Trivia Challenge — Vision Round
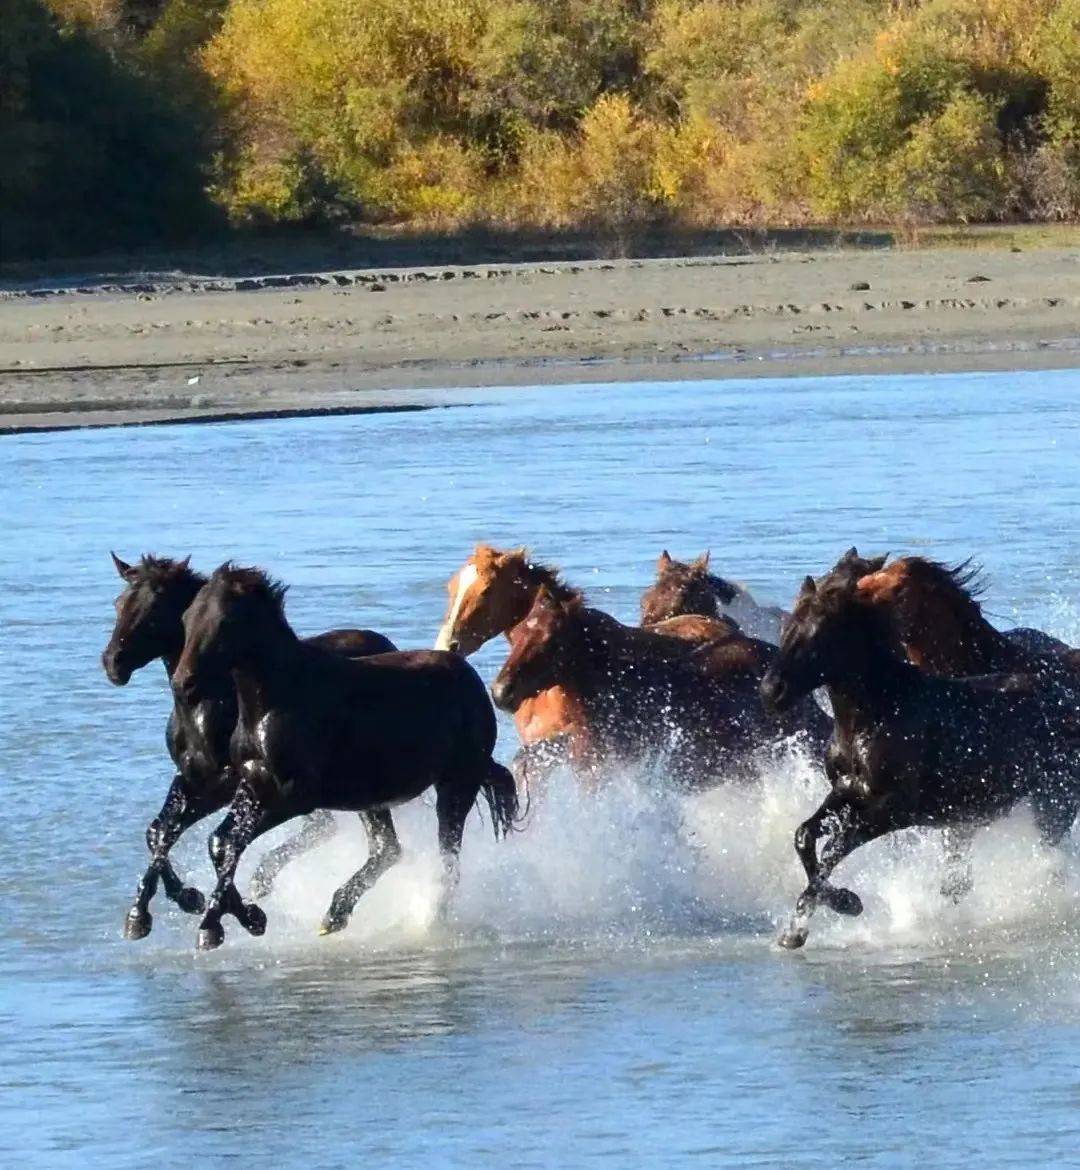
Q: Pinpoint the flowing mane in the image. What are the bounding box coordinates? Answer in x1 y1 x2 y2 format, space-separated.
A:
131 554 206 592
904 557 987 620
497 546 584 606
210 563 290 616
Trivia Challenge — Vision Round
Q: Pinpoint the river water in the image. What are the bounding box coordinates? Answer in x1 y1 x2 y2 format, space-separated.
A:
2 370 1080 1168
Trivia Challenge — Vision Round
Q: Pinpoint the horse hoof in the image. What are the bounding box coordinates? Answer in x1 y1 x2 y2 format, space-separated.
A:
124 907 152 940
241 904 267 937
826 887 863 917
197 924 225 951
318 914 347 937
778 926 808 950
248 872 272 901
175 887 206 915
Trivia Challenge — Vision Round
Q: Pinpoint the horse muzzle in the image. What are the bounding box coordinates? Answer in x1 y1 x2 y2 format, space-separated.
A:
759 669 793 713
102 647 132 686
434 626 460 654
490 676 517 712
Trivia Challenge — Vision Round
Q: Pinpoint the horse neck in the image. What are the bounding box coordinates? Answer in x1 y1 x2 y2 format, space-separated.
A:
823 612 916 718
157 578 207 679
231 612 302 721
904 588 1017 674
578 608 670 696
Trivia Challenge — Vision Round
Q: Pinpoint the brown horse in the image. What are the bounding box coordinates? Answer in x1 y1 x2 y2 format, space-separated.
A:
640 550 789 643
761 556 1080 949
435 545 745 782
172 564 518 950
855 555 1076 675
490 588 830 786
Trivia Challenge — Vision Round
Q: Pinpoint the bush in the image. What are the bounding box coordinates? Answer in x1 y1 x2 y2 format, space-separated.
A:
1 0 218 258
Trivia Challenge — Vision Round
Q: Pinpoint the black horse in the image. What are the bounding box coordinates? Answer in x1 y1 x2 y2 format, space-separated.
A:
102 553 395 939
171 564 519 950
760 558 1080 949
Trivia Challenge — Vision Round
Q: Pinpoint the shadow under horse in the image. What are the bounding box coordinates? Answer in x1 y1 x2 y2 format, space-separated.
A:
760 557 1080 950
172 564 519 950
102 553 395 939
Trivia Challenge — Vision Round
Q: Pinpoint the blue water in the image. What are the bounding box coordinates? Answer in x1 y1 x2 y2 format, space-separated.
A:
3 370 1080 1168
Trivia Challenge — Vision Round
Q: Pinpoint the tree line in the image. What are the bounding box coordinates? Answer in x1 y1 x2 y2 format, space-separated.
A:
4 0 1080 259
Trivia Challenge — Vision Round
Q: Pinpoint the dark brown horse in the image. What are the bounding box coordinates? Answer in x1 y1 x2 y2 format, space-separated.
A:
172 564 518 950
855 555 1076 675
102 553 395 939
641 550 791 645
760 558 1080 950
490 588 830 786
640 550 739 625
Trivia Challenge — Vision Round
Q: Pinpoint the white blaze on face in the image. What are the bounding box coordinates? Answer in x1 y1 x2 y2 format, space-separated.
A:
434 561 479 651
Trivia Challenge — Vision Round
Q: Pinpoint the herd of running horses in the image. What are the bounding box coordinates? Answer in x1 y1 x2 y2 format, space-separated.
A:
102 544 1080 951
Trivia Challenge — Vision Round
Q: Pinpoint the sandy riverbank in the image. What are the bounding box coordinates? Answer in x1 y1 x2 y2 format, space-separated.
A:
3 245 1080 432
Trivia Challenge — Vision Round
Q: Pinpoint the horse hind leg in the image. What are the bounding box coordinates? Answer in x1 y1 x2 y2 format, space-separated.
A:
319 810 402 936
1032 793 1077 849
940 824 975 904
248 808 337 900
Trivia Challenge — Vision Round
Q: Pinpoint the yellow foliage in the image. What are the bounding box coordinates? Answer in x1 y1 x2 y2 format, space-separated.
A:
26 0 1080 246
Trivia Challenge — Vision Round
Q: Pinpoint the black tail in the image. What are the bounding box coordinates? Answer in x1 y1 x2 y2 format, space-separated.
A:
480 761 521 840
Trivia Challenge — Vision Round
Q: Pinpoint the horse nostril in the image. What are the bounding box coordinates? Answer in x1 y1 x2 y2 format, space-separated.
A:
448 638 460 654
490 678 512 710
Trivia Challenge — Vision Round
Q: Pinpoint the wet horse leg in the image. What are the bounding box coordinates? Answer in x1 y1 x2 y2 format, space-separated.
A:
248 808 338 900
779 792 883 950
319 810 402 935
196 784 289 951
124 773 223 940
434 786 475 921
940 824 975 903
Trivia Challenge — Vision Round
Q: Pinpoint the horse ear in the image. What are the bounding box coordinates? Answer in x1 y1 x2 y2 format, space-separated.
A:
111 551 136 580
867 554 888 572
178 555 192 572
693 551 711 571
842 546 859 563
532 584 557 612
658 550 673 571
800 575 817 596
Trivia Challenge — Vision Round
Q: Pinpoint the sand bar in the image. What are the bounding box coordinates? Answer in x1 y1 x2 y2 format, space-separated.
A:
3 246 1080 432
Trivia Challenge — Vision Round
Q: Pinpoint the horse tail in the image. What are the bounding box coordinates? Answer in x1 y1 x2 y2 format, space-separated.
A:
480 761 522 840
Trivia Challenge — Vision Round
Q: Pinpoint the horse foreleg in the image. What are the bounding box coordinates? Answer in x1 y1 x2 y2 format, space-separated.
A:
249 808 338 900
124 774 223 940
780 794 877 950
319 810 401 935
940 824 976 903
196 785 286 951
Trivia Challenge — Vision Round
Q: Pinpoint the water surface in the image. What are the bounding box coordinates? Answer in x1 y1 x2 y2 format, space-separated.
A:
2 370 1080 1168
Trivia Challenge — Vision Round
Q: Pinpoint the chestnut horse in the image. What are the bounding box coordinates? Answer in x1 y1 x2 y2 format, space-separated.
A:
173 565 518 950
855 555 1076 676
102 553 396 939
435 545 745 783
761 557 1080 949
491 588 831 786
